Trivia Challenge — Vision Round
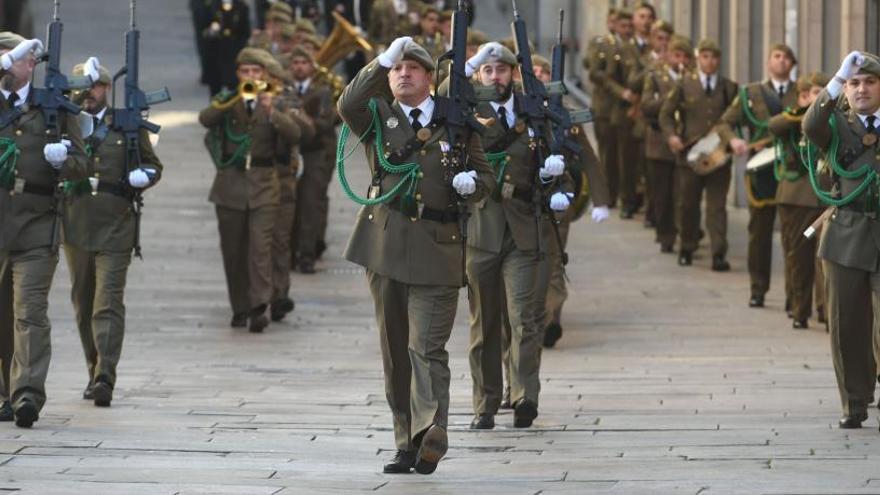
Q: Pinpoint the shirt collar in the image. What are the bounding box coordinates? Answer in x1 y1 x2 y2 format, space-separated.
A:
857 109 880 127
698 70 716 86
1 83 30 107
90 107 108 122
489 94 516 126
398 95 434 127
770 78 790 93
667 67 681 81
295 78 311 93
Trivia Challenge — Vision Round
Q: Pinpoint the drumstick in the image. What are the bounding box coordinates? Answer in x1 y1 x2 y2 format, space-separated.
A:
804 207 834 239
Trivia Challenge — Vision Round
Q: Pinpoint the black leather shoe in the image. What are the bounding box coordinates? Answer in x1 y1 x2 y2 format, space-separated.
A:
660 243 674 253
792 319 808 330
678 250 692 266
839 412 868 429
543 322 562 348
92 380 113 407
711 255 730 272
500 388 512 410
270 297 295 322
382 449 416 474
749 295 764 308
83 382 94 400
414 425 448 475
298 260 316 274
514 399 538 428
230 312 248 328
0 401 12 422
14 401 38 428
469 414 495 430
249 306 269 333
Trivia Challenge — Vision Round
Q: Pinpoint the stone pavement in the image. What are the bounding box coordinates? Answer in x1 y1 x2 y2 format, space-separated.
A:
1 2 879 494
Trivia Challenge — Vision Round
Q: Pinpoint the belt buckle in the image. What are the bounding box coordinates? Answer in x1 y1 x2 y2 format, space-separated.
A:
89 177 99 195
367 185 380 200
501 182 515 199
13 177 24 195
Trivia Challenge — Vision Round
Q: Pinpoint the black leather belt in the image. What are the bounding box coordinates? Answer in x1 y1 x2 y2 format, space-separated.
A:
388 200 460 223
1 180 56 196
250 157 275 167
96 181 132 199
511 185 533 203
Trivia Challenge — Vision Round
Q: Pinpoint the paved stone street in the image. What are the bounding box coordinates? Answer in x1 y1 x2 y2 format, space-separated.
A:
1 2 879 494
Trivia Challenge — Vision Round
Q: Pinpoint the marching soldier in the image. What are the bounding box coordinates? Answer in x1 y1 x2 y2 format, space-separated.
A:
61 59 163 407
464 43 570 430
199 48 300 333
660 39 737 271
337 37 493 473
585 8 619 208
289 47 337 274
639 35 689 253
627 2 656 224
803 51 880 429
768 72 830 329
0 33 89 427
716 44 798 308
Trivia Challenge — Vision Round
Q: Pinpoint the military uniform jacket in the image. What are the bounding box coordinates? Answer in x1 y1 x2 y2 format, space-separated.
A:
716 80 797 147
640 63 679 162
275 91 314 202
0 90 88 251
660 70 738 167
585 34 616 121
298 79 337 154
199 98 299 211
768 109 826 207
337 58 494 287
804 88 880 271
590 36 639 126
62 113 164 252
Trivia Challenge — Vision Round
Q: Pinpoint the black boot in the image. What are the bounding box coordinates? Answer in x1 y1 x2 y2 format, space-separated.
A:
270 297 295 322
513 399 538 428
382 449 416 474
249 305 269 333
14 400 38 428
678 250 692 266
0 401 12 422
711 254 730 272
543 322 562 348
230 312 248 328
749 294 764 308
469 414 495 430
414 425 448 475
92 379 113 407
83 381 95 400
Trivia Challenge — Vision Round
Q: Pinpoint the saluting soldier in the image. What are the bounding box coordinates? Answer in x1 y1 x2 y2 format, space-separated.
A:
61 59 163 408
716 44 798 308
803 51 880 429
768 72 830 330
0 33 88 427
337 37 493 474
199 48 300 333
585 8 619 207
660 39 737 271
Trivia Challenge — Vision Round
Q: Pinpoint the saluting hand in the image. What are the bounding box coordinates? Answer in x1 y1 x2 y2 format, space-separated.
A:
837 51 865 82
466 42 504 76
1 38 43 70
378 36 413 67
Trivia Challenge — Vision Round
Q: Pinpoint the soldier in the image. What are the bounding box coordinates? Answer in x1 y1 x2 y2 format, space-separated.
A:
248 7 291 54
199 48 300 333
717 43 797 308
200 0 251 97
803 51 880 429
640 35 689 253
631 2 655 55
0 33 89 427
61 58 163 408
768 72 830 329
289 47 337 274
628 2 656 223
464 43 571 431
585 8 619 207
413 5 445 61
337 37 493 473
660 39 737 271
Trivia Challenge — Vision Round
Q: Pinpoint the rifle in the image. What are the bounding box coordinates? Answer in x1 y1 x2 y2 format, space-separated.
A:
111 0 172 259
434 0 484 287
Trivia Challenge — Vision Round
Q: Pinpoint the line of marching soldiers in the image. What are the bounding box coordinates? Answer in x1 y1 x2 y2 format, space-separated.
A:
590 5 880 432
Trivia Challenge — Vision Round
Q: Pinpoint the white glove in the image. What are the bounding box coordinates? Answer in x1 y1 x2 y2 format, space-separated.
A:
540 154 565 179
549 192 572 211
378 36 413 68
591 205 609 223
84 56 101 84
1 38 43 70
452 170 477 196
128 168 152 188
43 142 68 169
828 51 866 98
465 42 504 77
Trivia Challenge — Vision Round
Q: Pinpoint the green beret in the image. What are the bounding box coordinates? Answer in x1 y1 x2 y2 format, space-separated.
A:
769 43 797 65
402 41 435 71
72 61 111 85
696 38 721 56
531 54 550 73
266 10 292 24
0 31 26 51
268 1 293 17
467 29 488 47
236 47 271 67
481 42 517 67
651 19 674 35
668 36 692 55
294 18 317 34
857 52 880 77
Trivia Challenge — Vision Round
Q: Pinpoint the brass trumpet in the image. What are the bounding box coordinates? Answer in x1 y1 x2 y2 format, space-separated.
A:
210 79 279 110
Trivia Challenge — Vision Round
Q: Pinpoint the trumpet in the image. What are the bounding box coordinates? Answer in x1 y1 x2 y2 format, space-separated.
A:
210 79 279 110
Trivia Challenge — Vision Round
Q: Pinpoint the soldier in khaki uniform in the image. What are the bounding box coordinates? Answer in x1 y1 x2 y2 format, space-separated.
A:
0 33 89 427
337 38 493 474
717 44 798 308
768 72 830 329
61 59 163 408
803 51 880 429
199 48 300 333
368 0 419 50
627 2 657 225
584 8 619 207
289 47 337 274
247 8 290 54
661 39 737 271
640 36 690 252
412 5 445 62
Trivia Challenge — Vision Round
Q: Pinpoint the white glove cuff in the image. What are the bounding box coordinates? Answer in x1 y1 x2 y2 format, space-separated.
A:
377 53 394 69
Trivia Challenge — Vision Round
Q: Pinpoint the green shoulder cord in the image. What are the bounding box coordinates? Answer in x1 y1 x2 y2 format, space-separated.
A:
736 86 770 142
802 113 878 207
486 151 508 198
0 137 19 188
337 98 422 206
773 129 805 182
208 114 252 169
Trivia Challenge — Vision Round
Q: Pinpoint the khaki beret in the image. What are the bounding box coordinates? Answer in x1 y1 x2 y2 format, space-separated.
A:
72 61 111 85
294 18 317 34
440 10 453 22
301 34 323 51
467 29 488 47
696 38 721 56
0 31 26 51
268 1 293 17
236 47 271 67
857 52 880 77
481 42 517 67
402 41 435 71
266 10 292 24
616 9 633 20
265 56 290 82
287 46 314 64
796 71 830 92
531 54 551 74
668 36 693 55
769 43 797 65
421 5 441 17
633 1 656 17
280 23 297 40
651 19 673 35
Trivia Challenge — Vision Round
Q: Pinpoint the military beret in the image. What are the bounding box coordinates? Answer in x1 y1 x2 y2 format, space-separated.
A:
668 35 693 55
857 52 880 77
266 10 292 24
280 23 297 40
268 1 293 17
294 18 317 34
72 61 111 85
633 1 656 17
467 29 488 47
0 31 26 51
769 43 797 65
236 47 271 67
796 71 830 92
531 54 551 74
265 56 290 83
421 5 441 17
440 10 453 22
651 19 674 35
481 42 517 67
616 9 633 20
607 7 619 18
287 46 314 64
696 38 721 56
402 41 435 71
301 34 323 51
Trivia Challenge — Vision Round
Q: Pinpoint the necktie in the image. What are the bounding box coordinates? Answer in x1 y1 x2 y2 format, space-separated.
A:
93 116 100 129
7 92 18 108
777 84 785 100
409 108 422 130
498 106 510 131
704 78 712 96
867 116 878 134
298 83 305 96
246 99 254 116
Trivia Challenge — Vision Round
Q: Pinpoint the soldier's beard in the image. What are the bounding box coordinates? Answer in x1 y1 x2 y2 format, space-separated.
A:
494 81 513 102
